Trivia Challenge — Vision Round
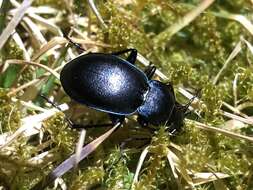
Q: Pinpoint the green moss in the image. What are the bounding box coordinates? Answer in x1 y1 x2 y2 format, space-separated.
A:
0 89 21 132
0 39 24 88
69 166 104 190
175 123 253 189
200 82 224 123
33 0 67 9
134 127 170 189
101 0 151 53
0 91 43 189
102 148 132 189
1 39 23 60
236 68 253 102
1 0 253 189
0 0 11 34
73 1 89 16
44 113 78 157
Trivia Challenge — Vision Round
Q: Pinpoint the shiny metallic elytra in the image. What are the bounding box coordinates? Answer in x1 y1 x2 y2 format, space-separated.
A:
60 49 189 133
60 53 149 115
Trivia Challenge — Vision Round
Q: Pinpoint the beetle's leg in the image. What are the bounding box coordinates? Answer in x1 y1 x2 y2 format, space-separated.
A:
126 49 137 64
73 114 126 129
137 115 149 128
120 137 151 150
40 94 120 129
144 65 156 80
167 127 178 135
72 114 125 129
166 82 175 97
112 48 137 65
111 48 136 56
109 114 125 125
63 33 86 52
40 94 74 126
70 123 114 129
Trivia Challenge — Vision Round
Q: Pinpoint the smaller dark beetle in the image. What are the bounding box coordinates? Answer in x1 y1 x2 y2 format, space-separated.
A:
60 48 190 133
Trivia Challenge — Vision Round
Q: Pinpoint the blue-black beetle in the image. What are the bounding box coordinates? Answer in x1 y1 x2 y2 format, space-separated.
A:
60 48 190 133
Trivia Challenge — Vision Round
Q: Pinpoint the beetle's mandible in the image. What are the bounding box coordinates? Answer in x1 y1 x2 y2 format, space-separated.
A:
60 48 189 133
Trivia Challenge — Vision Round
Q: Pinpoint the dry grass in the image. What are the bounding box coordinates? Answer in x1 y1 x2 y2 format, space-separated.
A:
0 0 253 189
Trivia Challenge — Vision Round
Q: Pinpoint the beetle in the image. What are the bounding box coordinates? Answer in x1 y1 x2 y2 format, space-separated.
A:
60 48 191 134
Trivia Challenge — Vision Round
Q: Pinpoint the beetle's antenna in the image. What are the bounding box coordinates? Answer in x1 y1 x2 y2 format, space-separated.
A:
63 32 86 52
40 94 74 126
183 89 201 113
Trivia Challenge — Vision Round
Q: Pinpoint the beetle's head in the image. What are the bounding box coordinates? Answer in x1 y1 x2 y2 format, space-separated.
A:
167 102 187 134
168 92 199 134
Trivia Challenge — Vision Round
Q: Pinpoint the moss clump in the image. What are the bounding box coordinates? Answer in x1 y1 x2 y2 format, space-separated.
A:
103 148 133 190
174 122 253 189
134 127 171 189
1 0 253 189
69 166 104 190
101 1 149 53
200 82 224 123
0 89 21 132
33 0 67 9
0 39 23 61
0 39 26 88
43 113 78 157
236 68 253 102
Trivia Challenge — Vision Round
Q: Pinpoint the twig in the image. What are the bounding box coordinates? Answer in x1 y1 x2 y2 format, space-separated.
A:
212 11 253 37
11 97 48 112
87 0 108 29
0 0 34 49
132 146 149 186
213 40 242 85
74 129 86 168
6 59 60 79
31 37 67 61
0 104 68 148
12 31 30 61
7 78 40 96
221 111 253 125
7 65 63 96
233 74 239 107
236 102 253 111
189 119 253 143
154 0 215 45
222 102 248 118
30 123 120 190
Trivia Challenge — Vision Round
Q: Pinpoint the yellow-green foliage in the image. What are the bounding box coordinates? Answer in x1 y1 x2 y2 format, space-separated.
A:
0 90 44 189
43 113 78 157
134 127 170 189
0 39 30 88
1 0 253 189
33 0 66 9
175 122 253 189
102 148 132 189
0 89 21 132
1 39 24 60
69 166 104 190
102 1 149 52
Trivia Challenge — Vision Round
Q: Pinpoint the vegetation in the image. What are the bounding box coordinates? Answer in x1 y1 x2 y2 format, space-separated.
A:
0 0 253 189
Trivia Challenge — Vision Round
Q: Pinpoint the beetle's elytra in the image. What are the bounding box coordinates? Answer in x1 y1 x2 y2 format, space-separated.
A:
60 49 189 133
